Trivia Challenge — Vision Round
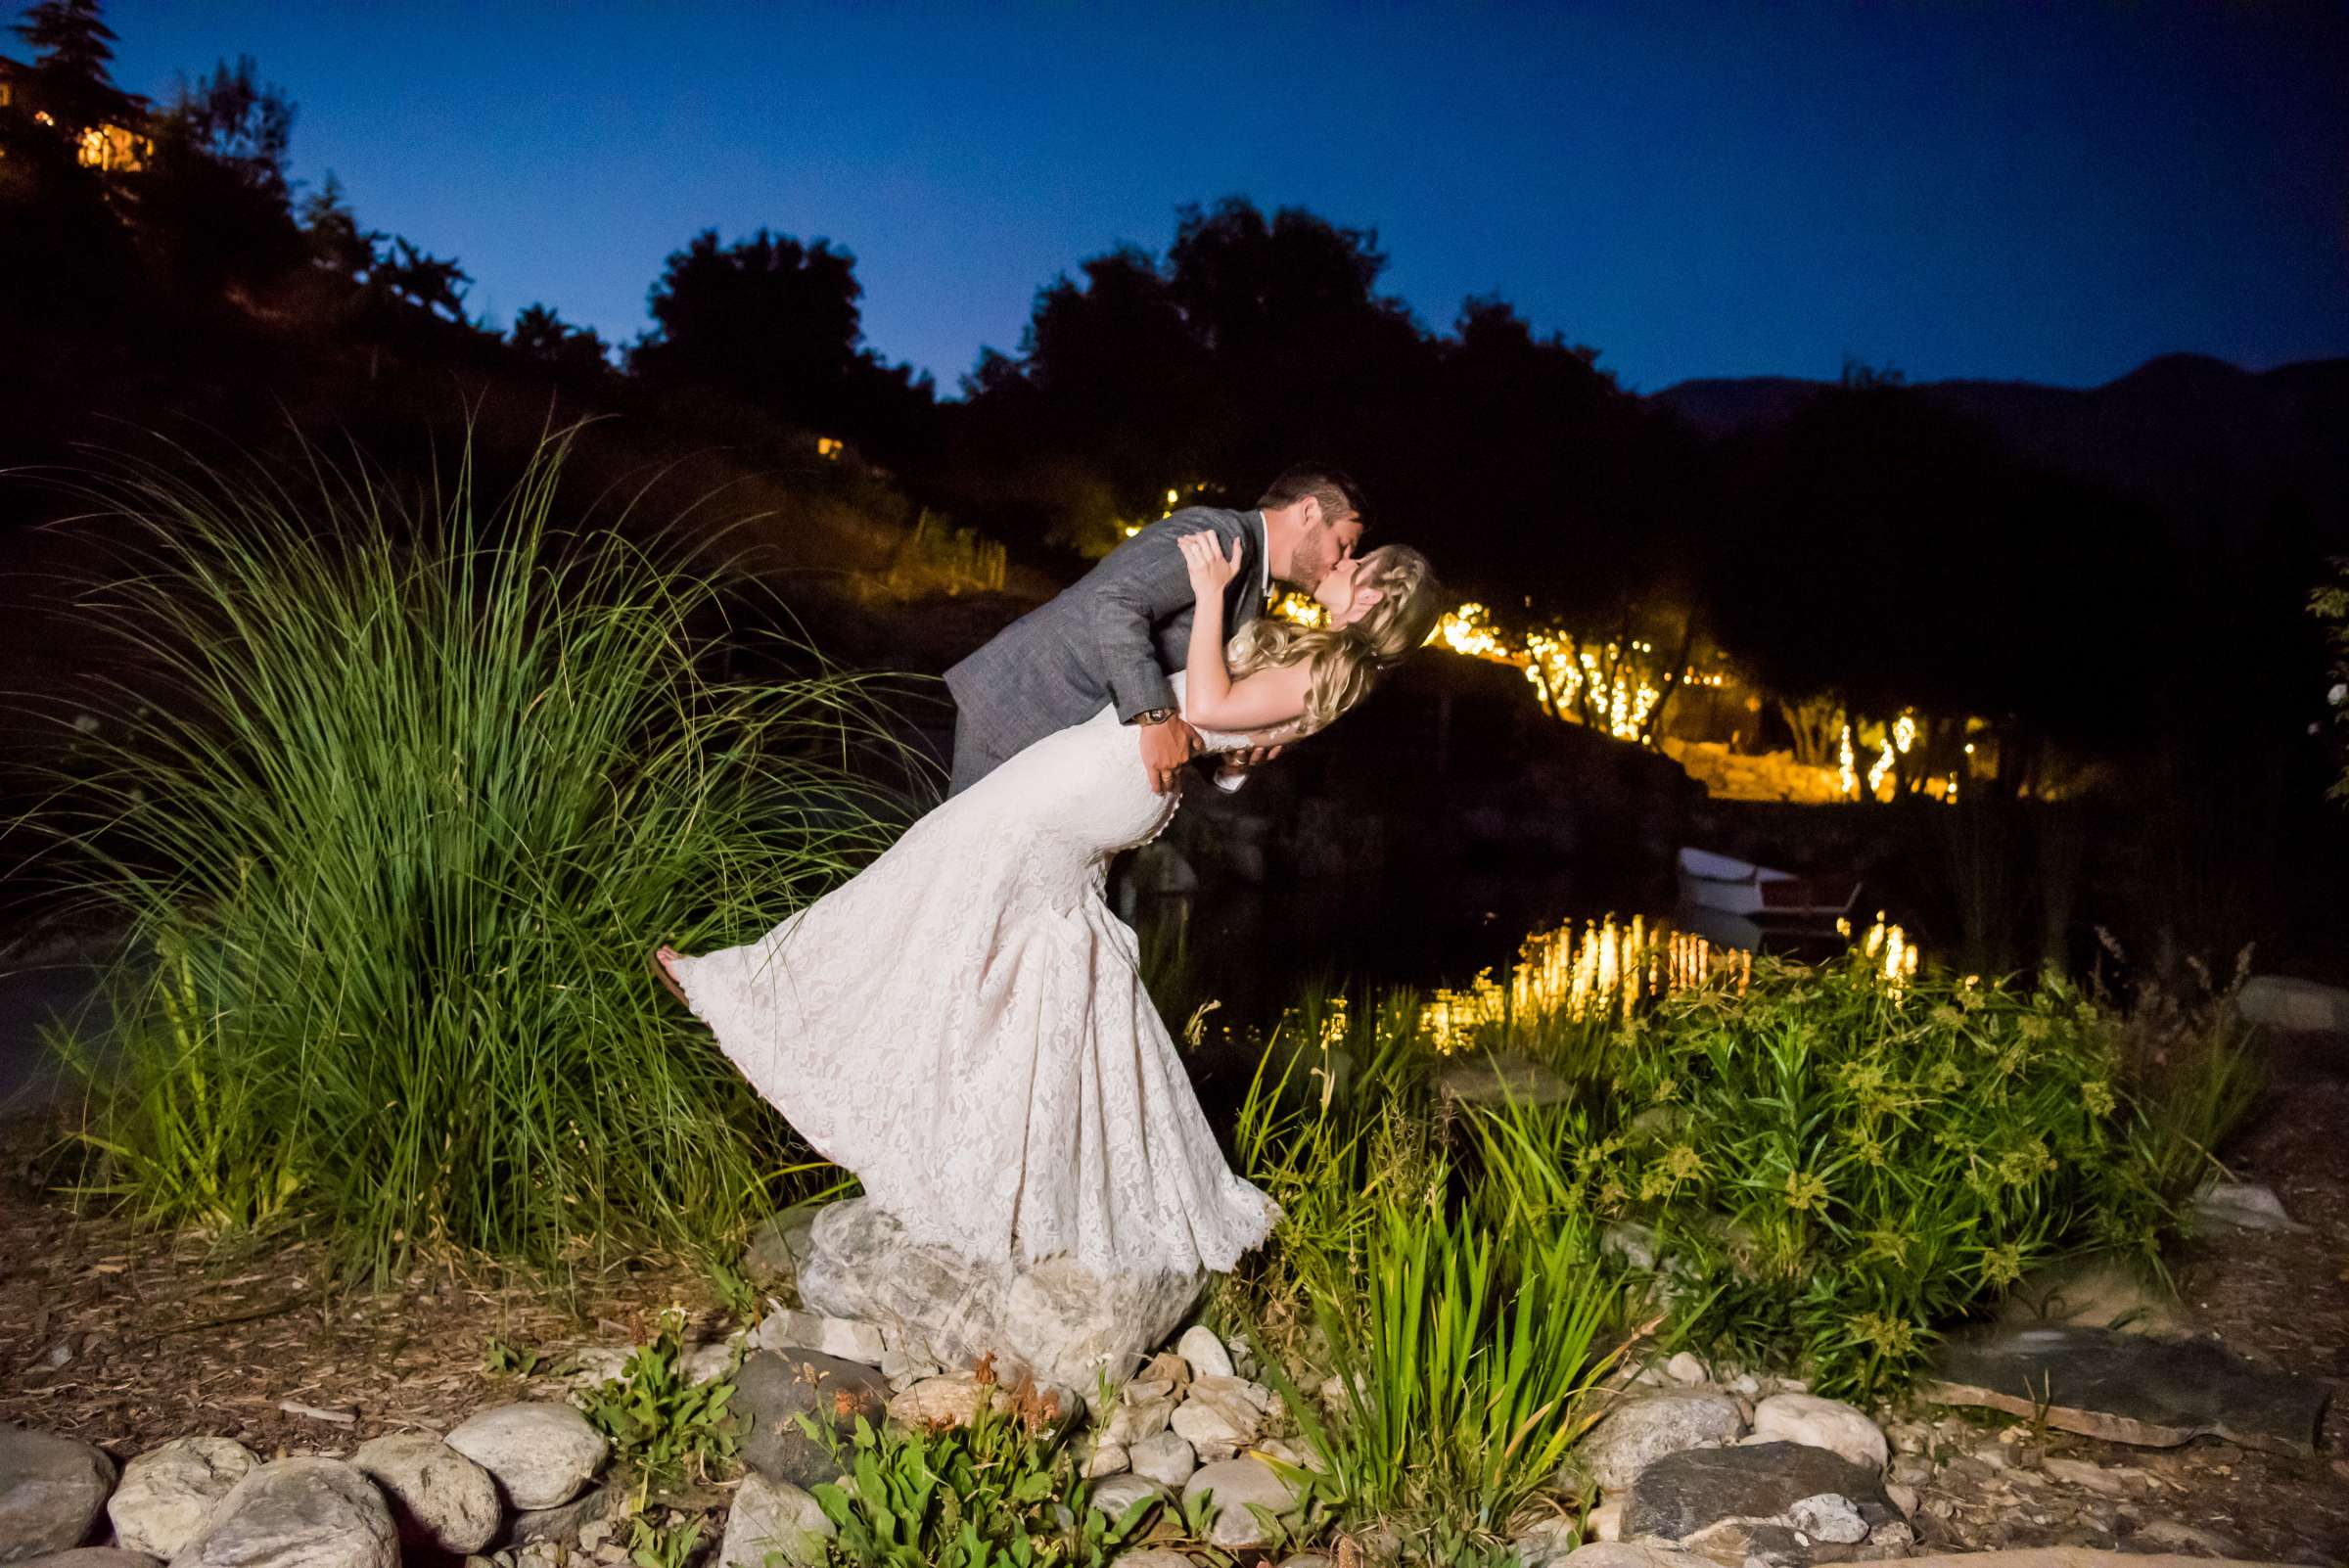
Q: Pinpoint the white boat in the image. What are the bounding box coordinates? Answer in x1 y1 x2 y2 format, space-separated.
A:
1676 847 1861 920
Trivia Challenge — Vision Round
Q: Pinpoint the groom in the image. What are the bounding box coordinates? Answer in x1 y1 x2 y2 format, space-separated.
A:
944 465 1366 797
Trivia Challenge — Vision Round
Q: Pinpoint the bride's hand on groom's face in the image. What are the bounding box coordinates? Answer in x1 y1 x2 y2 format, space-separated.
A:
1177 530 1244 597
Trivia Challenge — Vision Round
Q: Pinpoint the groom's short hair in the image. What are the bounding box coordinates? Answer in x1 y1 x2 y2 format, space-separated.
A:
1257 465 1367 529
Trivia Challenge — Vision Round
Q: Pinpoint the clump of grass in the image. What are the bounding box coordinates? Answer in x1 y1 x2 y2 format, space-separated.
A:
36 424 928 1279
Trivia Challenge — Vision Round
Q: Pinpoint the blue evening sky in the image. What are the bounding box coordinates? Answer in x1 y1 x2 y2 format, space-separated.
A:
87 1 2349 394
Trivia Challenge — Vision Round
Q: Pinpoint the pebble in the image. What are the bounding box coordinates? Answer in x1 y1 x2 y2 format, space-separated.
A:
1175 1324 1235 1380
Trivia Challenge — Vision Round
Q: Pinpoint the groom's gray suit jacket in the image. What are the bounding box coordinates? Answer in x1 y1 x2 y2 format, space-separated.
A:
944 506 1267 793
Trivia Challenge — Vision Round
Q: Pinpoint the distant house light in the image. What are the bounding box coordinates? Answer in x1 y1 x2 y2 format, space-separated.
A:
815 437 843 459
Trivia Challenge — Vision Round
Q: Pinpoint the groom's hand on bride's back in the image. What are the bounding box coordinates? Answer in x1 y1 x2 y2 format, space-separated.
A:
1138 715 1202 795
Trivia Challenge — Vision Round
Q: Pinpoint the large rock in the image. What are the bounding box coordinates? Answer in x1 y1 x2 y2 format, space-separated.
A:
1746 1394 1887 1473
1925 1323 2331 1456
2235 973 2349 1032
444 1401 608 1510
1179 1456 1308 1550
164 1457 397 1568
717 1473 833 1568
16 1552 162 1568
107 1438 254 1559
0 1427 116 1561
741 1202 825 1283
348 1432 500 1554
1550 1546 1712 1568
1622 1442 1896 1546
1575 1389 1746 1491
752 1308 890 1365
737 1348 891 1488
796 1199 1202 1388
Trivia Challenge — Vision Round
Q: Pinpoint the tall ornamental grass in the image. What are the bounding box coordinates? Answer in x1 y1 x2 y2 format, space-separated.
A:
39 429 927 1278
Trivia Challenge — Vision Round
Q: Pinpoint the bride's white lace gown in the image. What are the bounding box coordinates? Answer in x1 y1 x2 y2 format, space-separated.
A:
669 673 1285 1279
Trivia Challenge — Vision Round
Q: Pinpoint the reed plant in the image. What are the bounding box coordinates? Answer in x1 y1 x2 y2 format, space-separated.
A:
36 427 928 1279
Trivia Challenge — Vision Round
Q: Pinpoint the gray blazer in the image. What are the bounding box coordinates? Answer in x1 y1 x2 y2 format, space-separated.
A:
944 506 1267 776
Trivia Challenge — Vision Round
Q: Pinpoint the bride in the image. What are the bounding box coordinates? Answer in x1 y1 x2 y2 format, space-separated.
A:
655 529 1440 1279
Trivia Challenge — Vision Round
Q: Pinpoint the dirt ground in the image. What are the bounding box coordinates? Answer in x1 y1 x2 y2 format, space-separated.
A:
0 1122 739 1462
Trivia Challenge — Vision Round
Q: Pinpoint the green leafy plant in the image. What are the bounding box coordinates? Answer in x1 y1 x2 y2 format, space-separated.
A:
37 426 929 1279
581 1307 742 1484
482 1333 548 1380
802 1385 1153 1568
624 1510 707 1568
1267 1152 1626 1549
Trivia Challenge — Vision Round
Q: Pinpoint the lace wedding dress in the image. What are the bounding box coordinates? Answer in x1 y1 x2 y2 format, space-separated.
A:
669 673 1287 1279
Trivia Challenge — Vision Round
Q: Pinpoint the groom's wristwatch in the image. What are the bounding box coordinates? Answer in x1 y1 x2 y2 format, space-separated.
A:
1128 707 1178 726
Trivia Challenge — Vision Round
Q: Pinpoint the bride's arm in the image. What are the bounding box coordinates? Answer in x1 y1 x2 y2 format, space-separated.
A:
1175 532 1313 731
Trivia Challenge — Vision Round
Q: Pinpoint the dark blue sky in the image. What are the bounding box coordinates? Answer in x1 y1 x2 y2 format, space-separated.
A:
93 2 2349 394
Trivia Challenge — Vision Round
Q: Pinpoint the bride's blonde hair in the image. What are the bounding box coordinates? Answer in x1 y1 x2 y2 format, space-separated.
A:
1227 545 1442 734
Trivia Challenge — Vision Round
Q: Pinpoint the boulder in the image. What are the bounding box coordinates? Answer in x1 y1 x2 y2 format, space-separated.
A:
753 1308 891 1365
16 1552 161 1568
2191 1180 2309 1234
1622 1442 1897 1546
1746 1393 1888 1472
444 1402 608 1510
1179 1456 1308 1550
2235 973 2349 1033
107 1438 254 1559
1127 1431 1197 1489
348 1431 500 1554
1575 1389 1746 1491
0 1427 116 1561
163 1457 396 1568
717 1472 833 1568
741 1203 825 1283
737 1349 891 1488
797 1199 1202 1389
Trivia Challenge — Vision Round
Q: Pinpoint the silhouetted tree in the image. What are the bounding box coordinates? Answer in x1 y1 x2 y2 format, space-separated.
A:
509 302 612 382
132 56 304 300
7 0 145 146
376 236 470 322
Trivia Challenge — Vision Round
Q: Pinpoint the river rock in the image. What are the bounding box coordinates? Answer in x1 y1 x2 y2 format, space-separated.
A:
2235 973 2349 1033
1087 1473 1170 1525
753 1308 891 1365
1784 1492 1867 1544
1128 1430 1197 1488
17 1552 161 1568
1109 1552 1203 1568
1101 1394 1175 1449
1174 1375 1277 1462
444 1402 608 1510
1576 1389 1746 1491
1747 1393 1887 1472
1623 1443 1896 1546
2191 1179 2308 1234
1175 1325 1234 1380
107 1438 255 1558
1180 1456 1307 1549
0 1427 116 1561
717 1472 833 1568
738 1348 891 1487
1083 1440 1129 1478
1663 1353 1708 1385
348 1431 500 1554
507 1481 621 1545
164 1457 396 1568
1552 1546 1712 1568
797 1199 1201 1389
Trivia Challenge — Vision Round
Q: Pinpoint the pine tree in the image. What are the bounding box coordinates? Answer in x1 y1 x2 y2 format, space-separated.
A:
10 0 146 139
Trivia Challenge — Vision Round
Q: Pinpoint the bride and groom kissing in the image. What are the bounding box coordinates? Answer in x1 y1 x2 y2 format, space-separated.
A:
654 466 1439 1286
